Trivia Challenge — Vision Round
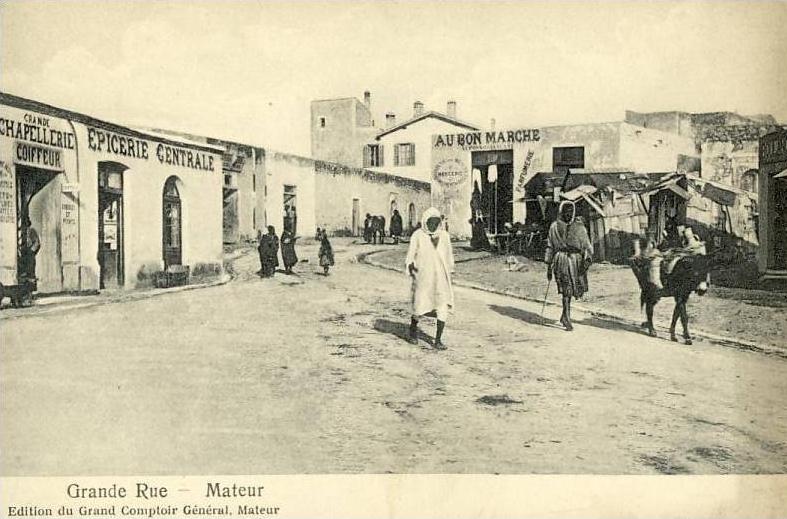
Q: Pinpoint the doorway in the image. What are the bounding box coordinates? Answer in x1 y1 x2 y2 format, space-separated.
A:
283 184 297 235
471 150 514 235
16 164 61 291
352 198 360 236
98 163 125 289
163 176 182 267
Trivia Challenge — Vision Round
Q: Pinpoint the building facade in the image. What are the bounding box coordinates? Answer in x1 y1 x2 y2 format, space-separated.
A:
430 121 698 238
0 93 225 297
758 130 787 280
310 92 378 167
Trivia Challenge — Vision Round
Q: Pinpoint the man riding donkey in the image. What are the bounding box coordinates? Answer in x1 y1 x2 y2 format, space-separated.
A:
631 223 711 344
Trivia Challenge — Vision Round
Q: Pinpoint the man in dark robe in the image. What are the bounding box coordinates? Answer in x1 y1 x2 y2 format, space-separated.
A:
363 214 373 243
19 215 40 290
390 209 403 244
258 226 279 278
281 230 299 274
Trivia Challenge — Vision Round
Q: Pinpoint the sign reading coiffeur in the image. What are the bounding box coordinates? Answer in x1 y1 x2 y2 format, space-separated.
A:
87 127 217 172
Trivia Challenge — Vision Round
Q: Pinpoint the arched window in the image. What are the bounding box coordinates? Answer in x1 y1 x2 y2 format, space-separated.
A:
740 169 758 193
408 203 416 230
163 176 182 267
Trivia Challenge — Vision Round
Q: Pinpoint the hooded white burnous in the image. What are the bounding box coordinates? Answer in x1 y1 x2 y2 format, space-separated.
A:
405 207 455 320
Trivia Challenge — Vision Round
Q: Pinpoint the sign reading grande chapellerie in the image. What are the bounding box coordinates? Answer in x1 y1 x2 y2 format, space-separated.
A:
87 127 217 172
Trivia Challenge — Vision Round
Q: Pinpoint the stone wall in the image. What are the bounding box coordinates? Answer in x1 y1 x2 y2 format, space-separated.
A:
313 161 431 236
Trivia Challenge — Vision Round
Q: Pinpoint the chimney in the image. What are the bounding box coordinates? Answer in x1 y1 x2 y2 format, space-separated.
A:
490 118 496 131
363 91 371 108
385 112 397 128
413 101 424 117
447 100 457 119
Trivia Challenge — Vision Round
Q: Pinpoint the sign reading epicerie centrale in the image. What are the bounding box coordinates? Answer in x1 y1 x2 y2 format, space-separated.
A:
87 127 216 172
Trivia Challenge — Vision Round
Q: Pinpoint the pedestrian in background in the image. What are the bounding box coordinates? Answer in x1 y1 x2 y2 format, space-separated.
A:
405 207 455 350
390 209 403 244
258 225 279 278
545 201 593 331
318 229 335 275
19 215 40 290
363 214 373 243
281 229 299 274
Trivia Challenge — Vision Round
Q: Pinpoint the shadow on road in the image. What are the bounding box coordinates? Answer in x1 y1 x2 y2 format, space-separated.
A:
489 304 557 327
374 318 434 346
489 303 651 338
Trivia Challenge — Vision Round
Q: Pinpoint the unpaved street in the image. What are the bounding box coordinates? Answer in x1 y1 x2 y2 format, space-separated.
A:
2 242 786 475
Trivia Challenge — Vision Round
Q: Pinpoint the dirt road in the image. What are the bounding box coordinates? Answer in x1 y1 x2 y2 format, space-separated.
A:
2 242 785 475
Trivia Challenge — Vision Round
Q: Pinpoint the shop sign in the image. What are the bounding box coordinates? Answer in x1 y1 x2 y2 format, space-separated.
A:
0 161 16 281
61 192 79 263
15 142 63 171
0 112 76 150
433 128 541 151
433 158 468 185
87 127 217 172
761 132 787 165
515 149 535 193
0 160 15 224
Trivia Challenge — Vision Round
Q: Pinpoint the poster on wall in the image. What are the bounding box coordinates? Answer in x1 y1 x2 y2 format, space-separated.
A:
0 160 17 284
60 190 79 264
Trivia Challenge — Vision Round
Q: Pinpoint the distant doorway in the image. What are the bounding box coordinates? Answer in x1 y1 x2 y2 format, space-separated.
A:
352 198 360 236
283 185 297 234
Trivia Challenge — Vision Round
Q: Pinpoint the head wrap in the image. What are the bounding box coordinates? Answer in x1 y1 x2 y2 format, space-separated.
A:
421 207 443 236
558 200 576 224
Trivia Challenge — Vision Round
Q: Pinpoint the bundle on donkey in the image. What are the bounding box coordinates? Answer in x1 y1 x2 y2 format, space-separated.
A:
629 229 712 345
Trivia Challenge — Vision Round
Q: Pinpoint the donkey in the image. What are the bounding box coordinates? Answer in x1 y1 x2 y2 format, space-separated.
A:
630 254 712 345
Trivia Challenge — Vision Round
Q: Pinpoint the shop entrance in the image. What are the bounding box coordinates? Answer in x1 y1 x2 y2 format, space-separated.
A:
16 164 61 292
771 177 787 269
98 162 125 289
163 176 182 267
471 150 514 235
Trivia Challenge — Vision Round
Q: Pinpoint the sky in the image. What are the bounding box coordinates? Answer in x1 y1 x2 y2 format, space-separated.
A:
1 0 785 155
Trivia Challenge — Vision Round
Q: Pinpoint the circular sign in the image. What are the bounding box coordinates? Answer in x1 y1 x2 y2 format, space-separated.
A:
433 158 468 185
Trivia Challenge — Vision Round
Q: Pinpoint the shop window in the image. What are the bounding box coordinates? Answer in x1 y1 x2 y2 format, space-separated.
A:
394 143 415 166
363 144 383 167
163 176 182 267
553 146 584 175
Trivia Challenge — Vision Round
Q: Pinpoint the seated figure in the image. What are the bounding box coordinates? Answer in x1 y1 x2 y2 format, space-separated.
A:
637 227 706 290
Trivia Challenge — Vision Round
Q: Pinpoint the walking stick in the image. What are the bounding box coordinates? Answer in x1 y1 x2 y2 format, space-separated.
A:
541 276 551 324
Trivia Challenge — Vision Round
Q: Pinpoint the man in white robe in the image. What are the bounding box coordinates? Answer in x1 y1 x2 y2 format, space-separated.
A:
405 207 455 349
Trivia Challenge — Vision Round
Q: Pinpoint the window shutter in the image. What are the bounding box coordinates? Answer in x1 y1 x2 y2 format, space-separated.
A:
410 144 416 166
379 145 384 167
394 144 400 166
363 145 370 167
